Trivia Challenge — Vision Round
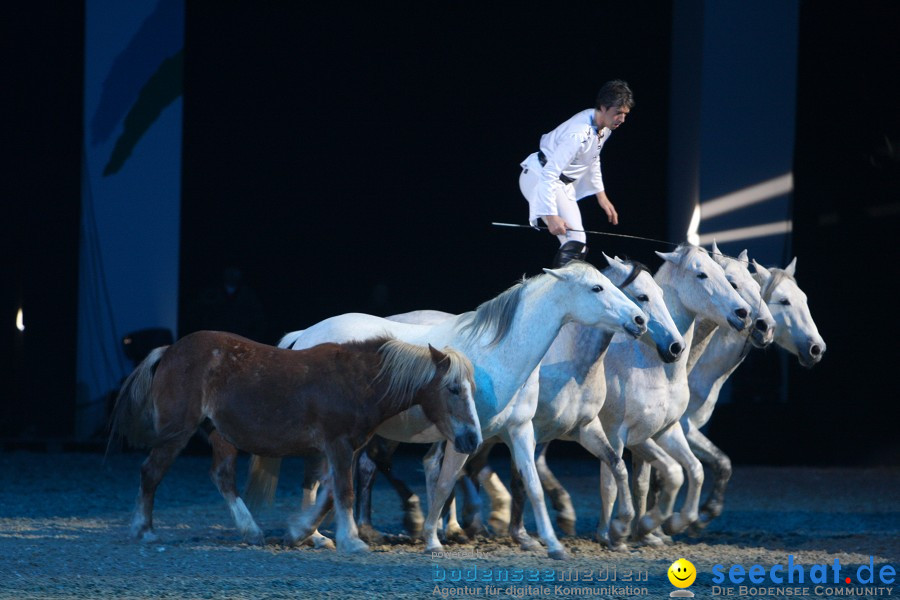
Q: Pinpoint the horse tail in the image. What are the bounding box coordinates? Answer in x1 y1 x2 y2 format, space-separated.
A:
106 346 169 455
277 329 305 349
244 456 282 510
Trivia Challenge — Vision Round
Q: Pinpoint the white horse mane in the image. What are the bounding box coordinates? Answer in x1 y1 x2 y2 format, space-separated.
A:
375 339 474 409
456 261 598 347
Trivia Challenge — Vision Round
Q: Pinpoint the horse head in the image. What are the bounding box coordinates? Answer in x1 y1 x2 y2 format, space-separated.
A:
603 253 684 363
656 244 751 333
543 260 648 340
710 242 776 349
420 344 482 454
753 258 826 368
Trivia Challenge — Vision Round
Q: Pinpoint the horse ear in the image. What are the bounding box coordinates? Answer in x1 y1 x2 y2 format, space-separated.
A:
655 250 679 264
542 267 567 281
428 344 448 366
785 257 797 276
711 240 721 256
602 252 624 272
753 259 771 279
738 249 749 263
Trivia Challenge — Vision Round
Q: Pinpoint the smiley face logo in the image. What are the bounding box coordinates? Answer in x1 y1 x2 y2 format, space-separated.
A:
668 558 696 588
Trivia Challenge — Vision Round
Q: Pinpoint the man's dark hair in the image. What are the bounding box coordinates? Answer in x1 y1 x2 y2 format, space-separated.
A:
596 80 635 110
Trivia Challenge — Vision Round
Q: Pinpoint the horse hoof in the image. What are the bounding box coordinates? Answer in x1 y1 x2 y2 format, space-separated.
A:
424 542 444 554
487 514 510 535
515 535 542 552
464 518 487 539
548 547 569 560
635 532 666 547
557 515 576 537
609 520 630 542
312 535 336 550
662 515 689 536
244 531 266 546
136 529 158 543
338 538 369 554
444 526 469 544
357 524 386 544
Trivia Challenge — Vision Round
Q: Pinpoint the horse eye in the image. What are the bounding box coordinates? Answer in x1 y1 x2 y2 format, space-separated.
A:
637 294 649 302
730 282 738 290
779 298 791 306
447 386 460 395
591 284 604 293
697 273 708 280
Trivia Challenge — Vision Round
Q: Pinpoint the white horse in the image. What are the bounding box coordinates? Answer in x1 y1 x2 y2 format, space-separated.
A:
247 261 648 558
393 255 686 550
753 258 826 368
598 243 751 544
503 254 685 550
677 254 825 534
633 242 777 536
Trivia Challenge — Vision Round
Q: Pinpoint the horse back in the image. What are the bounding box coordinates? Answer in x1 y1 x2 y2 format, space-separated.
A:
156 331 384 456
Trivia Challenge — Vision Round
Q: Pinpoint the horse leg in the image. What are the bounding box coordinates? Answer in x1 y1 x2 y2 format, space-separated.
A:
535 442 576 536
628 455 667 546
130 433 193 541
628 438 685 542
371 439 424 538
478 468 511 535
456 469 485 537
507 465 541 551
655 422 704 536
505 421 567 559
355 449 385 544
323 439 368 554
207 430 264 545
285 472 334 548
463 438 509 536
595 430 624 548
575 418 633 549
686 423 731 534
422 443 469 554
300 455 335 549
443 490 468 543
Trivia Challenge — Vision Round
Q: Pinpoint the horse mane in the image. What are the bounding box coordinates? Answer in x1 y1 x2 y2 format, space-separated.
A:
760 267 796 303
609 258 650 288
456 276 528 346
456 262 597 347
674 243 706 264
375 338 474 409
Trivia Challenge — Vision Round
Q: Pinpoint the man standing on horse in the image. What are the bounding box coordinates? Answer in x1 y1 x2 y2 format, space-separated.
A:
518 79 634 267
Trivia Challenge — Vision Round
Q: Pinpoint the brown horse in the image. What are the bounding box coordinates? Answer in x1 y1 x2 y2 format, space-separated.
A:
108 330 480 553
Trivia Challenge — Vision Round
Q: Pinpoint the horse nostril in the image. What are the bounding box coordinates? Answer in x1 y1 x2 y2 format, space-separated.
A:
810 344 822 356
755 319 769 332
635 315 645 326
670 342 683 356
455 430 479 453
735 308 749 320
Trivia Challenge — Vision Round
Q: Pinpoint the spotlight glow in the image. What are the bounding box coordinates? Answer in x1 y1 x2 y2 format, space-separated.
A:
698 220 793 245
16 308 25 332
700 173 793 219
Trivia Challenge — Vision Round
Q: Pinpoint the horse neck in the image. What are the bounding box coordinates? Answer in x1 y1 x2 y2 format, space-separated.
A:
553 322 614 378
464 276 568 388
691 323 751 380
369 368 425 424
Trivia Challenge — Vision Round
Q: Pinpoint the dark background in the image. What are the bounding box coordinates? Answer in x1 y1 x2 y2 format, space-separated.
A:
4 1 899 464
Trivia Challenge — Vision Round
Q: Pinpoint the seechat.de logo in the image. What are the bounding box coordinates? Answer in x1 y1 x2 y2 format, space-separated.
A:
668 558 697 598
